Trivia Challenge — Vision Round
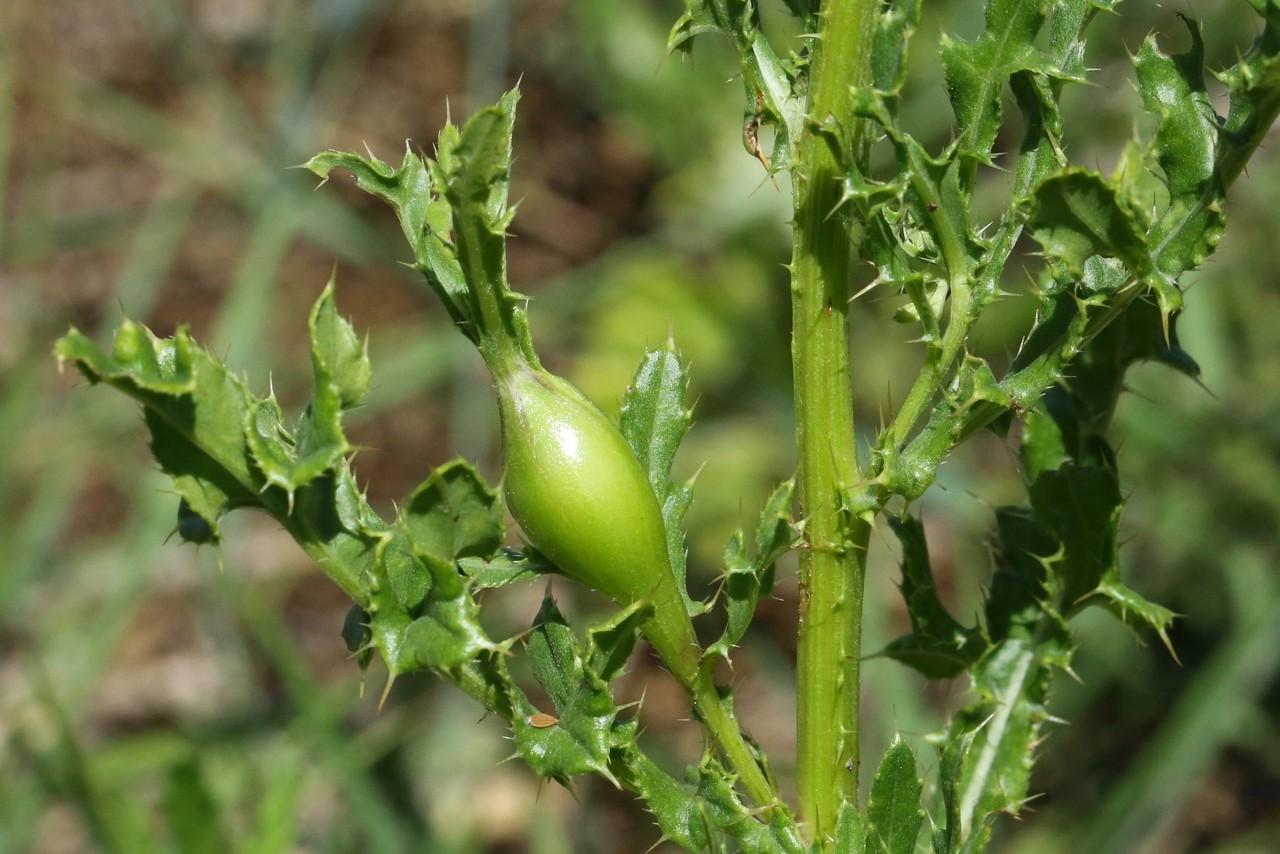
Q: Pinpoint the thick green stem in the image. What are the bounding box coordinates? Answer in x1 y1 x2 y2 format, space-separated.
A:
790 0 877 842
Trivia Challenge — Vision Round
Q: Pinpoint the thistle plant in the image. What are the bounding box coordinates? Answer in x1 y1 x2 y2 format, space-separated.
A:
54 1 1280 850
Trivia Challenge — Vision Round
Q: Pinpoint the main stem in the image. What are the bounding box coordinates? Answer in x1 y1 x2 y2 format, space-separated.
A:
791 0 876 843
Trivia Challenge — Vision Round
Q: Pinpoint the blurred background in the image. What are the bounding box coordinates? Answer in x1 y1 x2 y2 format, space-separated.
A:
3 0 1279 851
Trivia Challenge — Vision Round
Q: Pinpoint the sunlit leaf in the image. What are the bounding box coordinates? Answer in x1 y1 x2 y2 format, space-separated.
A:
619 345 703 615
864 738 924 854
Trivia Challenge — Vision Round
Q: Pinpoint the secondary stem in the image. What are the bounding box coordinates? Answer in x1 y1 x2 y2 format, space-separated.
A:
790 0 877 842
690 674 780 811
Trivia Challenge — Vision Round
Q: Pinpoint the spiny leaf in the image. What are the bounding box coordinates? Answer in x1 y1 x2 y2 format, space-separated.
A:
835 802 869 852
686 757 799 852
619 346 703 615
249 400 342 503
752 479 796 572
940 640 1054 852
1095 574 1177 652
706 479 796 662
1018 294 1199 483
619 346 690 499
977 70 1064 310
309 279 371 410
513 596 622 783
986 463 1125 650
1019 407 1070 482
306 148 459 308
55 322 259 546
1047 0 1122 82
934 726 969 854
458 549 550 591
308 90 538 364
882 515 987 679
1136 20 1218 205
843 91 984 334
1218 10 1280 184
445 89 518 219
398 574 496 674
1028 465 1123 611
953 356 1009 411
871 0 922 98
970 0 1112 310
69 320 197 396
1136 17 1227 281
378 531 430 613
400 460 504 569
1027 168 1151 283
56 291 513 685
866 210 927 307
864 738 924 854
587 600 653 683
985 502 1071 652
1007 67 1066 186
245 283 369 500
364 462 506 675
666 0 755 56
941 0 1056 172
621 751 803 853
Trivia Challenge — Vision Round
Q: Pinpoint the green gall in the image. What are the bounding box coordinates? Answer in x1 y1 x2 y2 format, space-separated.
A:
495 360 701 683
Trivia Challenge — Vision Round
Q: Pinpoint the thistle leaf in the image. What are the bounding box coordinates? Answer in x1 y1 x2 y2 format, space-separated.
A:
624 752 803 853
706 479 797 662
55 291 514 689
937 641 1053 853
512 596 624 783
1027 168 1151 283
1028 465 1124 610
941 0 1056 170
587 600 653 683
835 802 869 852
307 90 538 364
1136 18 1227 282
400 460 505 569
619 346 690 500
458 550 550 591
310 278 371 410
55 322 261 548
619 346 703 614
394 564 496 674
882 515 987 679
1218 10 1280 184
871 0 922 98
249 282 368 499
864 738 925 854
